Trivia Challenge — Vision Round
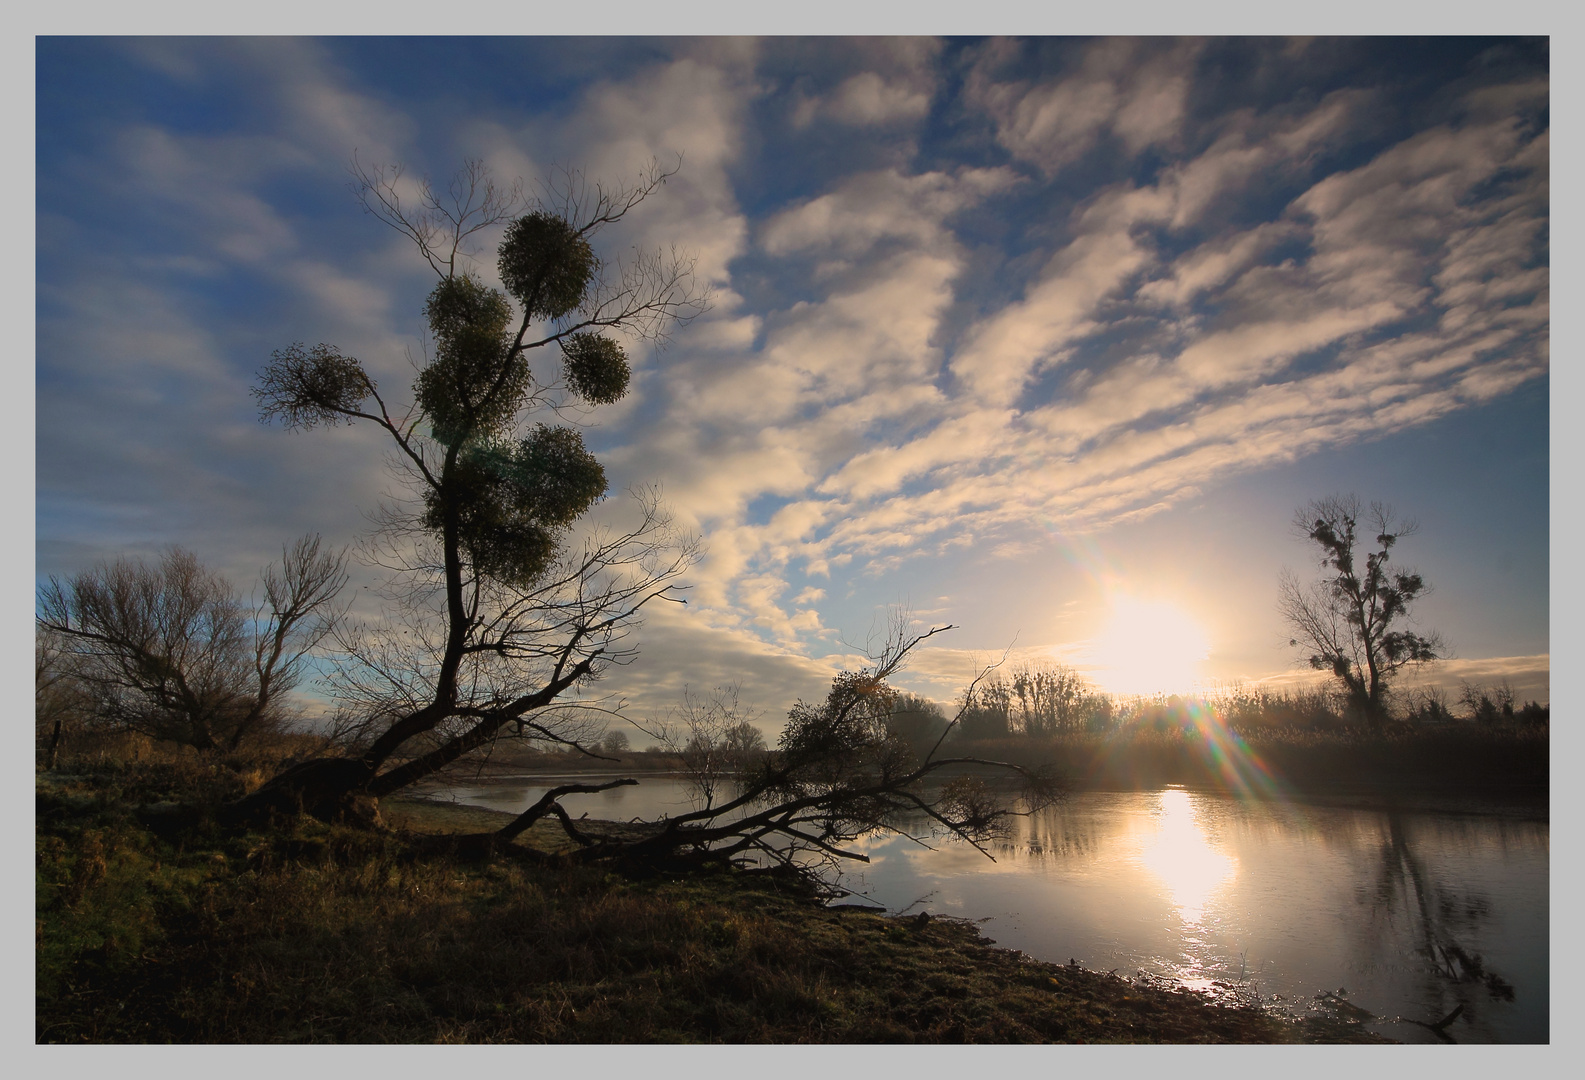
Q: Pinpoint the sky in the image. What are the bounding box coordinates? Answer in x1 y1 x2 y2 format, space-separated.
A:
35 36 1552 737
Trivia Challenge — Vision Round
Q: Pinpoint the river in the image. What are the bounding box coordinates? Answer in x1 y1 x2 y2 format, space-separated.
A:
419 773 1548 1044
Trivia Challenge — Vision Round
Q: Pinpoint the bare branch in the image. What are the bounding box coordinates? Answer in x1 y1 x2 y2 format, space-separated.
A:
350 155 523 279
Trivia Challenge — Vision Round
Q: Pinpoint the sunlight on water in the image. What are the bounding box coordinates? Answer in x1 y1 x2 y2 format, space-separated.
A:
431 775 1549 1043
1136 788 1237 925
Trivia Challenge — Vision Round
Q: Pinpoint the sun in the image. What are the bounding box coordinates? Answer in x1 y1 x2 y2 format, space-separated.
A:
1086 594 1210 697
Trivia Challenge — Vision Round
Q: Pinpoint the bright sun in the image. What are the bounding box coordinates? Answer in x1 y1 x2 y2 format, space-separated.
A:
1086 594 1211 697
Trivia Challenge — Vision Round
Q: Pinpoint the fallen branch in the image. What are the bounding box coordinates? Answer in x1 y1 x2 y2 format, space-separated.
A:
496 778 638 841
1403 1002 1464 1042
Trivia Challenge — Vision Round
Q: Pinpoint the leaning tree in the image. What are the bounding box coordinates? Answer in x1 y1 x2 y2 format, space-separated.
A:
234 160 1058 884
490 623 1064 886
237 159 707 820
1279 495 1445 728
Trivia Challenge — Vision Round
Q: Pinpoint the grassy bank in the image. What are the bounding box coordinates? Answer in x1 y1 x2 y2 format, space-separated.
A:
36 757 1385 1044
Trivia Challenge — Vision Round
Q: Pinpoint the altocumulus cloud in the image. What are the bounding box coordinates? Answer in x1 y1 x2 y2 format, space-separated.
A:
37 37 1548 723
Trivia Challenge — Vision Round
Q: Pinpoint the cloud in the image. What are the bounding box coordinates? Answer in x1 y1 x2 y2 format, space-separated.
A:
1257 655 1550 707
795 95 1548 563
786 39 941 131
37 39 1548 720
594 603 854 732
761 167 1016 257
799 72 932 128
966 38 1203 175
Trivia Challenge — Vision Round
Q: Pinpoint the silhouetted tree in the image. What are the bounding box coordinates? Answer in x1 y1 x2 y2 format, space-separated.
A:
723 719 767 758
37 537 348 752
885 692 951 758
239 158 706 820
1460 681 1515 724
498 624 1063 880
36 628 92 769
1009 662 1095 736
1279 495 1444 728
598 729 630 756
657 685 764 810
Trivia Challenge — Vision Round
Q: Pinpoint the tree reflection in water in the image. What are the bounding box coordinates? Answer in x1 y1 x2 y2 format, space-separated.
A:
1362 813 1516 1041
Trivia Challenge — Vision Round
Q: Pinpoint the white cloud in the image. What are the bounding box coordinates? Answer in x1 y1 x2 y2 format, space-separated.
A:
966 38 1202 175
824 72 932 127
761 168 1016 257
787 41 940 131
39 41 1549 726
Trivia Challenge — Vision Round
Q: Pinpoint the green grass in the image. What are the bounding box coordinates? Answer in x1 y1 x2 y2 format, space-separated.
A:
36 765 1386 1044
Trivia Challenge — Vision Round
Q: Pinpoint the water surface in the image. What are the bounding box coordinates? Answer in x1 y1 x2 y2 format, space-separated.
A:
423 775 1548 1043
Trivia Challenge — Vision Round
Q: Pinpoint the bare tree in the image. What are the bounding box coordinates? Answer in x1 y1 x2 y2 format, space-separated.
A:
1460 681 1515 724
1279 495 1444 728
654 685 764 810
36 628 92 769
238 158 707 819
36 538 348 752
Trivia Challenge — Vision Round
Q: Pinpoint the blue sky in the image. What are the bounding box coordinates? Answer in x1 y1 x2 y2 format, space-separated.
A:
35 36 1550 729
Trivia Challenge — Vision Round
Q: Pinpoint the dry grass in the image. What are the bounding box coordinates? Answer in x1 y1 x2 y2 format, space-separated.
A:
36 765 1384 1044
951 721 1547 800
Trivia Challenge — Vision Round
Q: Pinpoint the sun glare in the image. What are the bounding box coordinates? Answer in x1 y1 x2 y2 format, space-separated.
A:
1138 789 1237 924
1087 594 1210 697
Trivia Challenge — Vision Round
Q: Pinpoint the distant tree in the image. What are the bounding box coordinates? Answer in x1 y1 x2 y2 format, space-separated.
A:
36 628 92 769
500 623 1064 879
37 537 348 753
1279 495 1444 728
1009 663 1093 736
1460 681 1515 724
955 677 1012 741
598 729 630 756
239 158 706 820
657 685 763 810
885 693 951 759
723 719 767 759
1402 684 1456 724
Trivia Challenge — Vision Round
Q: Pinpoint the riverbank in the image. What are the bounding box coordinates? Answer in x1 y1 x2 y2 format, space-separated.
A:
36 768 1388 1043
946 722 1549 804
445 721 1550 806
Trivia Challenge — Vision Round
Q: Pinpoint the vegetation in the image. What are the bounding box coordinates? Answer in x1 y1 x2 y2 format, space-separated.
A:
34 163 1542 1044
1279 495 1444 728
241 158 707 819
37 736 1386 1044
443 624 1064 877
938 667 1546 800
228 159 1055 869
36 538 348 756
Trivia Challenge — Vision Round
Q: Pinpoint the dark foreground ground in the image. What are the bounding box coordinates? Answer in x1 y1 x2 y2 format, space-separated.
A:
37 766 1389 1044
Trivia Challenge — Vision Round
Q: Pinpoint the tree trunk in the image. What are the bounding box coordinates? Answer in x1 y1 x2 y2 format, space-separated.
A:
221 757 379 827
45 717 63 771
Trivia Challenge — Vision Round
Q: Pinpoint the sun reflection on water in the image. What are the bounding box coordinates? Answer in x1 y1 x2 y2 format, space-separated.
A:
1138 788 1237 925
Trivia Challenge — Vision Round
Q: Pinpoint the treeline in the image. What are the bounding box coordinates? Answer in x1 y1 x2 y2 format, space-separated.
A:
881 663 1547 798
881 661 1547 762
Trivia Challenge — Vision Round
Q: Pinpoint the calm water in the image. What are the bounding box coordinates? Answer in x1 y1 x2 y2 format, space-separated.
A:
422 775 1548 1043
